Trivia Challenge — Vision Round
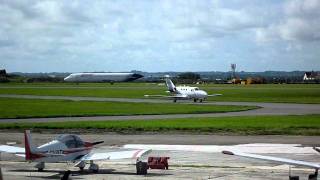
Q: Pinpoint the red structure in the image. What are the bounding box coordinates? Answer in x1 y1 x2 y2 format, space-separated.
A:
147 157 170 170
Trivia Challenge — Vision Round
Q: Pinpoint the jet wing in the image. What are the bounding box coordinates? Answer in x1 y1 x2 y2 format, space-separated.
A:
80 149 151 161
0 145 25 154
223 150 320 169
207 94 222 97
144 94 187 99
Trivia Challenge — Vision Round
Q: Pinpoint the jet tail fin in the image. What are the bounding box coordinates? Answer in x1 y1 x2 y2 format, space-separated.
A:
164 75 176 92
24 130 39 161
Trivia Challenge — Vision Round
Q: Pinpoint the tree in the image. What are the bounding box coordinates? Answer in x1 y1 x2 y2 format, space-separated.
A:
177 72 201 84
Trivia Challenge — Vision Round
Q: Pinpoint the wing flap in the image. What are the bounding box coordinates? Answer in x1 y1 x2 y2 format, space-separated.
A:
223 150 320 169
81 149 151 161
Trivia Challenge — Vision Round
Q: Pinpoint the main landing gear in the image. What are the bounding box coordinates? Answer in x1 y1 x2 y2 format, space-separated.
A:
193 99 203 103
308 169 318 180
75 160 98 172
88 160 99 173
289 167 318 180
136 161 148 175
35 162 45 172
75 161 86 171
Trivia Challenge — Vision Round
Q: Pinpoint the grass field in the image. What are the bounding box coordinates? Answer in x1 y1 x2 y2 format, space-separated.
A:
0 115 319 135
204 85 320 103
0 83 319 103
0 98 256 118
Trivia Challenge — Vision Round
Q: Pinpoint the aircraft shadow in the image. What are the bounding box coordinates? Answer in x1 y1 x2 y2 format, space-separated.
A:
10 168 171 178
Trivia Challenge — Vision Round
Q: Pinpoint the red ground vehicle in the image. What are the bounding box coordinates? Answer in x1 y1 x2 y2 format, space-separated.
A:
147 157 170 170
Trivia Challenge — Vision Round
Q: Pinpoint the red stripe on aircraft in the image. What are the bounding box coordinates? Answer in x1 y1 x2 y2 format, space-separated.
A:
133 149 143 158
63 147 92 154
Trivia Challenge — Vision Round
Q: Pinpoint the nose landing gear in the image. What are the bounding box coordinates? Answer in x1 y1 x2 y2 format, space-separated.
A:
89 160 99 173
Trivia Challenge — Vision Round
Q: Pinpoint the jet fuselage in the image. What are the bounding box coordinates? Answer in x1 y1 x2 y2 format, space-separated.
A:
64 72 143 82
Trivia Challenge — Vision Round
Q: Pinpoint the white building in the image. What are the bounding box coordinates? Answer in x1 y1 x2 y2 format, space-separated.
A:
303 71 320 81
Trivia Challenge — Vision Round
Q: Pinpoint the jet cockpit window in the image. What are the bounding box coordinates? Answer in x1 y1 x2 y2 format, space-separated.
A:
194 88 199 91
56 135 84 148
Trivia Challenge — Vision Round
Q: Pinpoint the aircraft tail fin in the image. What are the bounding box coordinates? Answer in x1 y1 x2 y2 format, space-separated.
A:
24 130 39 161
164 75 176 92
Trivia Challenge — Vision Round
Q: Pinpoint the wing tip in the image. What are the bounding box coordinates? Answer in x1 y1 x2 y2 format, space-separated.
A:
134 149 152 158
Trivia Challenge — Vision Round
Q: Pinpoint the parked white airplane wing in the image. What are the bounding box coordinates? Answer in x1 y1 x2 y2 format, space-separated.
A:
80 149 151 161
0 145 25 154
223 150 320 169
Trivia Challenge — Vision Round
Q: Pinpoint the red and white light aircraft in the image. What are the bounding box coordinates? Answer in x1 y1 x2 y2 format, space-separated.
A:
145 75 222 102
0 130 151 173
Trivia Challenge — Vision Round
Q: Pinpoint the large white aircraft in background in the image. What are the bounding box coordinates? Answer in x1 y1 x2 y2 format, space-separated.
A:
0 130 151 174
64 72 143 83
145 75 221 102
223 149 320 180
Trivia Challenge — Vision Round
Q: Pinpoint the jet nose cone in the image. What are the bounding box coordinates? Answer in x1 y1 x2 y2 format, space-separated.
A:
202 91 208 96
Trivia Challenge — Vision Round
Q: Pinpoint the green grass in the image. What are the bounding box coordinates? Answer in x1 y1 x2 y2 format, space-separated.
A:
0 115 319 135
0 98 256 118
204 84 320 103
0 86 163 98
0 83 319 103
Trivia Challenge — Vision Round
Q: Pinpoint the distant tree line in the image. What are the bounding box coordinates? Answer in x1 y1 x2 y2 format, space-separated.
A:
0 69 9 82
177 72 201 84
0 69 65 83
25 77 64 83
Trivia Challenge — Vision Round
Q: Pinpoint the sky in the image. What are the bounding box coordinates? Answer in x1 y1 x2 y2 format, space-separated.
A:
1 0 320 73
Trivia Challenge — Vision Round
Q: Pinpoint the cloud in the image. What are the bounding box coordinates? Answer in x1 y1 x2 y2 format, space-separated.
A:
256 0 320 43
0 0 319 72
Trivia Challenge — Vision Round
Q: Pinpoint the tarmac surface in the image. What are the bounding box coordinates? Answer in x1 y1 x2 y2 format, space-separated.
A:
0 94 320 123
0 132 319 180
0 94 319 179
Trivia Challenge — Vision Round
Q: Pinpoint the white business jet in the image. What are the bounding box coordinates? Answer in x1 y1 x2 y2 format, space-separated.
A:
0 130 151 174
145 75 221 102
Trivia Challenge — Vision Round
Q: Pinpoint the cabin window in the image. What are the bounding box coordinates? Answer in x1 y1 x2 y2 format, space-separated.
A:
65 140 76 148
57 135 84 148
